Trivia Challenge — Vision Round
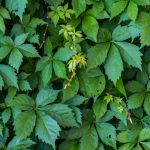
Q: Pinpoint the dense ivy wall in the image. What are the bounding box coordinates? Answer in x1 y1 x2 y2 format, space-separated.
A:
0 0 150 149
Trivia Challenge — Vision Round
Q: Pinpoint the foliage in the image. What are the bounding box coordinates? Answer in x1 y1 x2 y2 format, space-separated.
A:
0 0 150 150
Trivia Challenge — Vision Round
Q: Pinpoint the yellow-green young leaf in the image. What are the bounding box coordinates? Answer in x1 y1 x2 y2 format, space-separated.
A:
111 0 128 19
104 44 123 85
72 0 86 17
53 60 68 79
82 15 99 42
127 92 146 109
41 63 53 88
87 43 110 70
127 1 138 21
0 46 12 60
9 48 23 71
0 16 5 34
14 111 36 139
79 126 98 150
35 111 61 148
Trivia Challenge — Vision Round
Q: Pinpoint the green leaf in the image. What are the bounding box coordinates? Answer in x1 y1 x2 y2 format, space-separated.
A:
144 93 150 115
7 137 35 150
128 92 146 109
11 94 35 110
19 80 32 91
35 111 61 147
44 104 77 127
72 0 86 17
0 64 18 88
78 68 106 97
87 43 110 70
54 48 74 61
41 63 53 87
14 111 36 139
96 122 116 149
0 16 5 34
36 56 49 72
18 44 40 57
112 25 130 41
127 1 138 21
82 15 99 42
79 126 98 150
139 128 150 142
14 33 28 46
2 108 11 124
0 7 10 19
115 42 142 69
111 0 128 19
110 98 127 125
116 78 127 98
93 99 107 121
125 80 145 93
104 44 123 85
9 48 23 71
0 46 12 60
141 142 150 149
44 37 53 57
6 0 28 20
0 75 4 90
117 131 130 143
36 88 59 107
62 77 79 102
53 60 68 79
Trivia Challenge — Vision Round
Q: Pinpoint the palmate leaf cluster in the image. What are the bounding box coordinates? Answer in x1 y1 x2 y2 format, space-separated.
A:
1 0 150 150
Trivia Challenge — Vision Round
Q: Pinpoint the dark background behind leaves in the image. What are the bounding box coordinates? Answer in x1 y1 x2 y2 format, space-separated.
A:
0 0 150 150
